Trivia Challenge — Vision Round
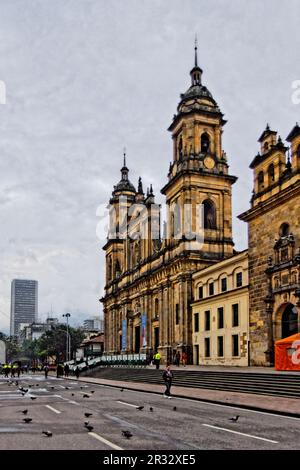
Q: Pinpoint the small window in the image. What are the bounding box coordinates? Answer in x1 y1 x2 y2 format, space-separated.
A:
232 334 239 356
205 337 210 357
268 164 275 184
178 136 183 158
218 307 224 329
175 304 180 325
209 282 214 296
198 286 203 299
221 277 227 292
217 336 224 357
236 272 243 287
107 256 112 281
194 313 199 333
264 142 269 152
205 310 210 331
280 223 290 237
258 171 264 190
232 304 239 327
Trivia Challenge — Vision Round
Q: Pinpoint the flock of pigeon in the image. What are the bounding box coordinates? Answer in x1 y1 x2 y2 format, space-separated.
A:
14 381 100 438
5 379 241 442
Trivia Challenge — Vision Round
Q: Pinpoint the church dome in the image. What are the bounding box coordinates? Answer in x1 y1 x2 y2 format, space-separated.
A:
112 155 136 196
174 41 221 118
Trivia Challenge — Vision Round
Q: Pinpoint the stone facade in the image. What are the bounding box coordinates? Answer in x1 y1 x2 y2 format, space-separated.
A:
192 250 249 366
101 47 300 367
239 124 300 366
101 47 237 364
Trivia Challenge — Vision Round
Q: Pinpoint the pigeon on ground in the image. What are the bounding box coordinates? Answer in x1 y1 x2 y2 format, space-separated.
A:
90 391 95 394
149 407 153 412
51 387 55 390
85 425 94 432
30 397 37 400
84 412 93 418
20 409 28 415
120 388 124 392
84 421 90 426
42 431 52 437
122 430 132 439
83 394 89 398
229 415 240 422
173 406 177 411
23 418 32 423
36 384 39 387
65 387 69 390
71 393 75 396
136 406 144 411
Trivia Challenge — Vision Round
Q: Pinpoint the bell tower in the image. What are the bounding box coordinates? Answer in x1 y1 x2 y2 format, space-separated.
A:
161 41 237 261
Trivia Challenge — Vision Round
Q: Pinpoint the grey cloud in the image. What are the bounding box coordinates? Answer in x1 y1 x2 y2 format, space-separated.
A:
0 0 299 331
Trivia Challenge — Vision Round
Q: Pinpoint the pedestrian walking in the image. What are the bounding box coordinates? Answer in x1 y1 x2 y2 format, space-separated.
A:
44 365 49 379
182 351 187 367
75 366 80 379
64 364 70 377
162 363 173 398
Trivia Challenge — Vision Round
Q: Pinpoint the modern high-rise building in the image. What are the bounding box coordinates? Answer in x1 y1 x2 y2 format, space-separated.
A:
10 279 38 337
83 317 104 332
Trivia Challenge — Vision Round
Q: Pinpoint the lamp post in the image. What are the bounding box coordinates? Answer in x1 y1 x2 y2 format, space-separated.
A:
62 313 71 362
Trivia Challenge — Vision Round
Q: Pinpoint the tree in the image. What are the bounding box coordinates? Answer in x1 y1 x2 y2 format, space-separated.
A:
0 332 7 341
22 339 41 363
5 336 21 362
38 324 85 362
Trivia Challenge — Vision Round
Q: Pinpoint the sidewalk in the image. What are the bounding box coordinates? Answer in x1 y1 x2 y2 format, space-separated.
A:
71 375 300 418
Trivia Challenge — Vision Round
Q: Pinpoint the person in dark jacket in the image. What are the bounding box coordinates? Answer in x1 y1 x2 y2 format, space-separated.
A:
162 363 173 398
75 366 80 379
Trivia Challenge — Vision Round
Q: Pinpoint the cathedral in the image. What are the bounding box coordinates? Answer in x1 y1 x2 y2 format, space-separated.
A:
101 45 300 367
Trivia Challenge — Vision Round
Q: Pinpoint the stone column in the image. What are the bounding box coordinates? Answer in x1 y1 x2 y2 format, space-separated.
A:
128 318 133 353
265 301 275 366
159 286 164 346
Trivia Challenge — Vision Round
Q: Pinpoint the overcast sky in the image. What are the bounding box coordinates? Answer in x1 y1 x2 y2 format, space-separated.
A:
0 0 299 332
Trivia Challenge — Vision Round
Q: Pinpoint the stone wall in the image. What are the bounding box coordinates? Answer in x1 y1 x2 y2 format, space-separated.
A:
248 192 300 365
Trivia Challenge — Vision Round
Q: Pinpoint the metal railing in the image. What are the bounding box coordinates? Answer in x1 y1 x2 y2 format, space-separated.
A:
69 353 148 372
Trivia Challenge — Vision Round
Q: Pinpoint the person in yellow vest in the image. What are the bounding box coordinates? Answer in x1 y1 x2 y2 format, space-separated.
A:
154 352 161 369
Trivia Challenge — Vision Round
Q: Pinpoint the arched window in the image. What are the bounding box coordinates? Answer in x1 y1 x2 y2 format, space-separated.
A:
203 199 216 229
279 223 290 237
258 171 264 191
268 164 275 185
173 202 181 237
296 144 300 158
107 256 112 281
264 142 269 152
282 304 298 338
115 259 121 277
178 136 183 159
201 133 210 153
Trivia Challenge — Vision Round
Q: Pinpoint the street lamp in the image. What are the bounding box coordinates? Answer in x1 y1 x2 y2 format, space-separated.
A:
62 313 71 362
